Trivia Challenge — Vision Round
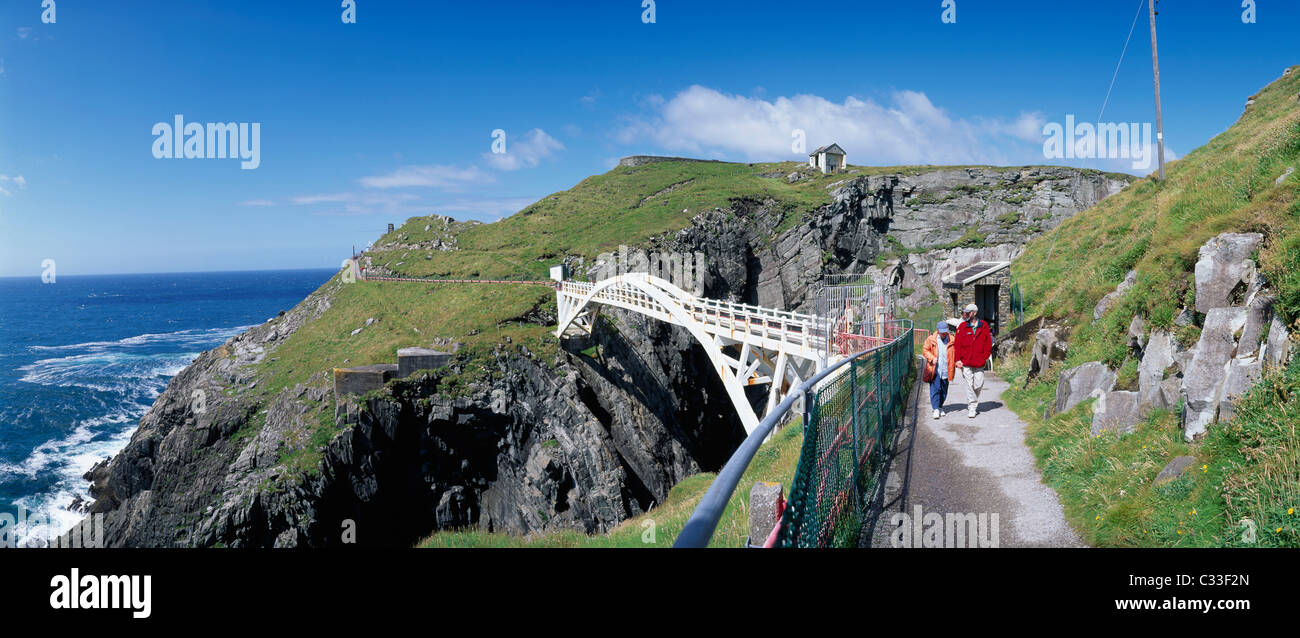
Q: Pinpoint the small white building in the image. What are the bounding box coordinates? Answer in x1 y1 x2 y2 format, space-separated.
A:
808 143 847 174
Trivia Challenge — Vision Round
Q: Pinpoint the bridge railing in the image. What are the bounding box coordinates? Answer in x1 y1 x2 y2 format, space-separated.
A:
674 319 915 548
559 278 824 354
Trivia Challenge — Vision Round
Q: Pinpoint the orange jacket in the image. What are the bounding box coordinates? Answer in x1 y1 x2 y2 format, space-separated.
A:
922 332 957 382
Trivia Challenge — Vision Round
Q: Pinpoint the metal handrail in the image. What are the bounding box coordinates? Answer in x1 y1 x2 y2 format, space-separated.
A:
673 319 913 548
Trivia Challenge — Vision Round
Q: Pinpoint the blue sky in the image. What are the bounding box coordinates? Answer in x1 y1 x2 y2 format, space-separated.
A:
0 0 1295 276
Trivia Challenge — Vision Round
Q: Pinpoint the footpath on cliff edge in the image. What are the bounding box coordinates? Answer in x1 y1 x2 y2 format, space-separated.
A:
869 362 1085 548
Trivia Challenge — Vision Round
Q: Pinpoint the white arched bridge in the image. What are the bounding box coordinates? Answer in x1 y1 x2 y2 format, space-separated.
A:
555 272 882 435
356 258 899 438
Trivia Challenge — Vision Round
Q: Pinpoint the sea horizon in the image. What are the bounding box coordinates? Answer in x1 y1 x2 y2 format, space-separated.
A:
0 266 341 280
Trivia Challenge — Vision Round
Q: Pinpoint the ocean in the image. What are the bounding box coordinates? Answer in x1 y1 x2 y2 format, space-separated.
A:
0 269 335 545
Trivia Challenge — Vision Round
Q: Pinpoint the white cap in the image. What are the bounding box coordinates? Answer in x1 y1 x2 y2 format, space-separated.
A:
964 303 978 313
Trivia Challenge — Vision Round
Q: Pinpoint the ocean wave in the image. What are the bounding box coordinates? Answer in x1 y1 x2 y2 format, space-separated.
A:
3 323 251 546
0 410 140 547
18 350 200 396
28 325 251 352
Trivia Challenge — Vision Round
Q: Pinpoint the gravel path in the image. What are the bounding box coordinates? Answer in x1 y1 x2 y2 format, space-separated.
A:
868 362 1086 548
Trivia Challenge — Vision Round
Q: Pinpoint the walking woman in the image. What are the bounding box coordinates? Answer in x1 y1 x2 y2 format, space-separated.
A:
922 320 957 419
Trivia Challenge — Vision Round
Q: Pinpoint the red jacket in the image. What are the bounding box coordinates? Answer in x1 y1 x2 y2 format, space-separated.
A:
954 319 992 368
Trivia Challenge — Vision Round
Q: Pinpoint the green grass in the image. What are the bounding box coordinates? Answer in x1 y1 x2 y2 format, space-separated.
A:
418 419 805 548
1013 67 1300 339
256 275 556 399
999 340 1298 547
996 67 1300 547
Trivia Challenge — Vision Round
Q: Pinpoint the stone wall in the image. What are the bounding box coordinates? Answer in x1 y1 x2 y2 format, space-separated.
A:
946 267 1013 336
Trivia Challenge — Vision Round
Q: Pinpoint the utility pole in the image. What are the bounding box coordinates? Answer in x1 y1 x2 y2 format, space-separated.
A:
1148 0 1165 180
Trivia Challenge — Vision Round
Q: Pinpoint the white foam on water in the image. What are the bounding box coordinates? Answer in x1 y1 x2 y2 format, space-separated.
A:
4 324 251 546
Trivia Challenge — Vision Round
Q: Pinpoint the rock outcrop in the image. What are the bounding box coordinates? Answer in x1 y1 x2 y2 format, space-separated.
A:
1193 233 1263 313
1153 456 1198 487
1182 307 1247 437
1091 390 1142 436
1028 327 1068 382
1056 362 1116 414
1137 330 1183 410
1050 233 1293 442
1094 270 1137 320
718 166 1130 311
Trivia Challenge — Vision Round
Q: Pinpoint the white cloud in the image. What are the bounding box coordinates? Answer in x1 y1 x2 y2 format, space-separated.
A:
358 164 492 190
614 85 1055 166
239 199 274 207
291 191 424 216
0 174 26 195
981 112 1049 143
291 193 350 205
17 28 30 40
483 129 564 171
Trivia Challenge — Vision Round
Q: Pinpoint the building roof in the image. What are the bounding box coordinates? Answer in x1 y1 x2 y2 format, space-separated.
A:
808 143 845 157
941 261 1011 287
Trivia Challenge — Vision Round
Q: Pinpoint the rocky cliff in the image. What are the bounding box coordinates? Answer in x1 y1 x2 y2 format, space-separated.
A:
72 162 1129 547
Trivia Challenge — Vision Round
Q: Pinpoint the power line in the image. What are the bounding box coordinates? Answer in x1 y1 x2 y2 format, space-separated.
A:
1049 0 1148 261
1097 0 1148 123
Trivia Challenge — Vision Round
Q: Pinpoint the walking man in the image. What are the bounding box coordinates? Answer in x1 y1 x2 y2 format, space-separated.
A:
922 320 956 419
953 303 993 418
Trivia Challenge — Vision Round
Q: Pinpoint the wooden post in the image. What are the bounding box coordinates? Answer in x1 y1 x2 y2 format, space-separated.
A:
1148 0 1166 180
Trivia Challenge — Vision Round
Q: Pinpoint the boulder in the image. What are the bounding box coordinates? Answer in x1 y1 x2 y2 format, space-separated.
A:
1153 456 1198 487
1027 328 1068 381
1174 307 1196 327
1056 361 1116 414
1265 315 1291 369
1237 294 1274 359
1156 376 1183 412
1127 315 1148 355
1182 307 1247 440
1277 166 1295 186
1193 232 1263 313
1094 270 1137 320
1219 357 1263 423
1090 390 1142 436
1137 330 1177 409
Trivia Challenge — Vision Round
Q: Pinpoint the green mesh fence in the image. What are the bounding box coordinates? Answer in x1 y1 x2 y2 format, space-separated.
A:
778 321 914 548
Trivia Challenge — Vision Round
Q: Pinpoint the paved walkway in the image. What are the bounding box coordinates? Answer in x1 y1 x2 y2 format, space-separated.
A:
868 363 1085 548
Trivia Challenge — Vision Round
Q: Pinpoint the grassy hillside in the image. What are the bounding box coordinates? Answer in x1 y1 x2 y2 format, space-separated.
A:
1012 67 1300 368
257 156 1113 401
418 418 805 548
1000 66 1300 547
363 159 1047 281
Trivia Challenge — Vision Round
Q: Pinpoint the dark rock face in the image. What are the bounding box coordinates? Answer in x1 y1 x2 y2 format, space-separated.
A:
76 165 1129 547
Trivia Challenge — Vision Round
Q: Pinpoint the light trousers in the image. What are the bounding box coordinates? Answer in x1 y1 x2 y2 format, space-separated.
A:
959 365 984 410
